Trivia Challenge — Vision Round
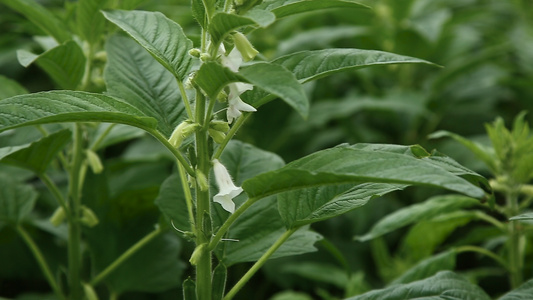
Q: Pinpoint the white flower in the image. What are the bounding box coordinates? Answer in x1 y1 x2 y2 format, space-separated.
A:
226 82 256 124
220 46 243 72
213 159 243 213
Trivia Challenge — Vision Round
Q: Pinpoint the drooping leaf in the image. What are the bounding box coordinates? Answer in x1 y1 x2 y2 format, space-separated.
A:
0 91 157 133
499 277 533 300
391 250 457 285
0 0 71 43
0 129 71 174
209 9 275 46
243 144 487 203
213 140 321 265
345 271 490 300
194 62 308 118
355 195 481 242
510 213 533 221
0 75 28 99
278 183 407 228
76 0 109 44
102 10 195 82
0 174 38 224
17 41 86 89
258 0 369 18
272 49 437 83
105 35 187 137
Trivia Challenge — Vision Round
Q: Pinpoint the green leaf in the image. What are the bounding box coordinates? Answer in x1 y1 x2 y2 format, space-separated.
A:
105 35 187 137
278 183 407 228
0 0 71 43
429 130 497 173
499 277 533 300
0 75 28 99
0 129 71 174
345 271 490 300
191 0 207 28
243 144 487 202
209 9 275 46
102 10 195 82
280 262 349 288
355 195 481 242
194 62 308 118
0 91 157 133
76 0 109 44
0 174 38 224
154 172 191 233
391 250 457 285
510 213 533 221
258 0 369 18
272 49 437 83
18 41 86 89
213 141 321 264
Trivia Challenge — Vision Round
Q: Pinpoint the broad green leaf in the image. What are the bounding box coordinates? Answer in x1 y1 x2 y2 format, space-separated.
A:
258 0 369 18
0 91 157 133
510 213 533 221
391 250 457 285
429 130 497 173
0 174 38 224
154 172 191 233
272 49 437 83
0 0 71 43
278 183 407 228
76 0 109 44
209 9 275 46
191 0 207 28
0 129 71 174
213 140 321 265
499 277 533 300
0 75 28 99
102 10 195 82
105 35 187 137
345 271 490 300
243 144 487 202
195 62 308 118
355 195 481 242
17 41 86 89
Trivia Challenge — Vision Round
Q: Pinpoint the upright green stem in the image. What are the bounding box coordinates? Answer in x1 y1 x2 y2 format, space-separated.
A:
507 190 523 288
40 173 69 213
67 124 85 300
224 228 298 300
178 162 196 230
194 91 212 300
178 80 194 119
212 113 250 160
17 226 66 300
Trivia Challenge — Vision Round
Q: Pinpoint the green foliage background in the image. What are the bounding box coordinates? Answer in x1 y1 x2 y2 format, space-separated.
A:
1 0 532 299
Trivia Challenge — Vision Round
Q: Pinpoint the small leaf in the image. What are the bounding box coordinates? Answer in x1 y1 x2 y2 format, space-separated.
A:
0 91 157 133
102 10 195 82
182 277 196 300
243 144 487 202
76 0 109 44
272 48 437 83
0 174 38 224
391 250 457 285
154 173 191 233
345 271 490 300
258 0 369 18
355 195 481 242
105 35 187 137
212 263 227 300
510 213 533 221
0 75 28 99
191 0 207 28
209 9 275 46
17 41 86 89
195 62 308 118
499 277 533 300
1 0 71 43
0 129 71 174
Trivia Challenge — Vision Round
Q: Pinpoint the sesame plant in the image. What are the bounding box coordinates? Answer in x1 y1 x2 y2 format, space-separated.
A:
0 0 530 300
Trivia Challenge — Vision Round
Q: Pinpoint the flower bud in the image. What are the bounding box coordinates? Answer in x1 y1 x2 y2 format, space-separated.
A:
80 205 99 227
208 128 226 144
200 53 212 62
189 243 207 266
188 48 201 58
86 149 103 174
196 170 209 191
169 121 200 148
49 206 66 227
83 283 99 300
210 120 230 132
232 32 258 62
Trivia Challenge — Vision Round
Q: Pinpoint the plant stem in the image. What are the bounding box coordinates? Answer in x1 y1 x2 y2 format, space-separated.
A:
17 225 66 300
40 173 69 213
90 226 163 286
454 246 509 271
178 162 196 230
90 123 116 151
67 124 85 300
224 228 298 300
178 80 194 119
195 91 212 300
212 113 250 160
507 190 523 288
